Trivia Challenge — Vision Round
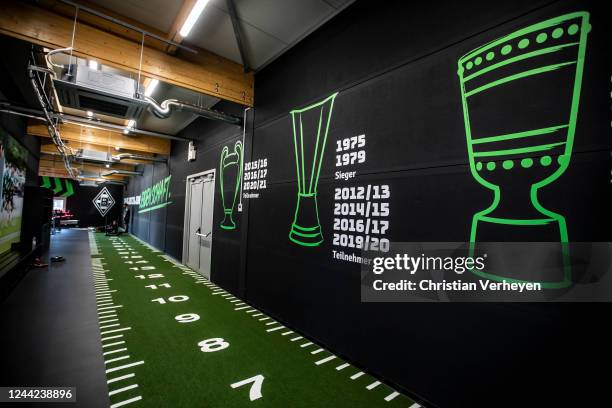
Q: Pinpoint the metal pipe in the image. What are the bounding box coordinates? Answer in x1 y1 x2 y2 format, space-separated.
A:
28 64 80 179
0 102 194 142
112 153 167 163
144 95 242 126
101 169 143 177
57 0 198 54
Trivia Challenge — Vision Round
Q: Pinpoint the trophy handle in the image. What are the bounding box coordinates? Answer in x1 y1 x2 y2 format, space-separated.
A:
233 141 244 197
219 145 229 210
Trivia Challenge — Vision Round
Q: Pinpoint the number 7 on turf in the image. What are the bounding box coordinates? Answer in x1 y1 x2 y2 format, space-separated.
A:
230 374 264 401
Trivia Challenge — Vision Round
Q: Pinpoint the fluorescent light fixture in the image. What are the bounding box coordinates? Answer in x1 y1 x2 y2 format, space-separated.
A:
144 79 159 97
86 110 94 117
88 60 99 70
179 0 210 37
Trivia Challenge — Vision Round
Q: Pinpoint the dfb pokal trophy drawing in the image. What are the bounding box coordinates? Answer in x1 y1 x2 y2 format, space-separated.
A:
219 140 243 230
457 12 591 288
289 92 338 246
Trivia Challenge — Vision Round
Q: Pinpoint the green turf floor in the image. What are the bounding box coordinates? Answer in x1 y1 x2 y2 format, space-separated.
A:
90 232 420 408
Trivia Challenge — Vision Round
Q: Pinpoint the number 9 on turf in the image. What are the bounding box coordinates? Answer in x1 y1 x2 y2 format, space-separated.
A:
175 313 200 323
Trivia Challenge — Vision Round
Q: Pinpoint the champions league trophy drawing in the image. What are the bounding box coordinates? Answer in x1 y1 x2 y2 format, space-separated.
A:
289 92 338 246
219 140 243 230
457 12 590 288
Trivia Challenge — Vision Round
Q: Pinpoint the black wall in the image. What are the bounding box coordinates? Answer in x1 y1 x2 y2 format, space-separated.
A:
127 1 611 406
65 183 124 228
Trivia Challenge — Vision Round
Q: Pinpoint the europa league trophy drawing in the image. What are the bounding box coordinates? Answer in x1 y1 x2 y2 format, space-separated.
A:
219 140 243 230
457 12 590 288
289 92 338 246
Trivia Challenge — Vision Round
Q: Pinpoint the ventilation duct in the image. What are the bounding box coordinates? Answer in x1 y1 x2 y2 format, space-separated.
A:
144 96 242 126
101 169 143 177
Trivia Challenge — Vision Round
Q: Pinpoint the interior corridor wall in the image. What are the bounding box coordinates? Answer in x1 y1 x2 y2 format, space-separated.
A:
126 1 611 406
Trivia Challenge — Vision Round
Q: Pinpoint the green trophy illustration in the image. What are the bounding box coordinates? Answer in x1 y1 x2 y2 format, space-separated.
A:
219 140 243 230
457 12 591 287
289 92 339 246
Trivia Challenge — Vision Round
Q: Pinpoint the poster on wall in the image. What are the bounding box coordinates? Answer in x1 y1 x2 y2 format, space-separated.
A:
0 128 27 254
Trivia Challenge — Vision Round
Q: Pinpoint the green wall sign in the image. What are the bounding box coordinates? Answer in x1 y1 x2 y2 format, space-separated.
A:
139 175 172 213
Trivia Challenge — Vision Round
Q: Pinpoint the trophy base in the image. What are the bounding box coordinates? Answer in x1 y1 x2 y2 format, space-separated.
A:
470 214 571 289
289 223 323 247
220 210 236 230
289 194 323 246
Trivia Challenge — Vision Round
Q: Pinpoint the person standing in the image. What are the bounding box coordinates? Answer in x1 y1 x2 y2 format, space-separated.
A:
122 203 130 233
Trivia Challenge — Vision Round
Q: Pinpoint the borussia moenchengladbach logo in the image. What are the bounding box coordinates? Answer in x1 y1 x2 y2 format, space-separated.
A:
93 187 115 216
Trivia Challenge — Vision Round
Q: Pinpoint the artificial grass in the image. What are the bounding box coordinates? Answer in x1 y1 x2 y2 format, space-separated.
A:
91 232 418 407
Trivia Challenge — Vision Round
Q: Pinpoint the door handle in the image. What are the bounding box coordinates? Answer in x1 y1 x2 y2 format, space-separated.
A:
195 229 211 238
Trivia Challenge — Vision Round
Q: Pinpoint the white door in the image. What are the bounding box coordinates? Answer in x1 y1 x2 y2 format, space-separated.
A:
184 172 215 279
198 176 215 279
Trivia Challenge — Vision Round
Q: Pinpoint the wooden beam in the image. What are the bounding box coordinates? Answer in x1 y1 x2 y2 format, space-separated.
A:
40 143 152 165
39 0 170 52
0 1 254 106
39 158 127 180
40 150 136 169
165 0 196 54
28 122 170 155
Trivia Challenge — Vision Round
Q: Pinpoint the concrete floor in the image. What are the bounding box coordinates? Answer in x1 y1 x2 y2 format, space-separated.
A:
0 229 109 408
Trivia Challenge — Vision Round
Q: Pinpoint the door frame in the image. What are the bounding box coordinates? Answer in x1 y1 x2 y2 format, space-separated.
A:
182 169 216 266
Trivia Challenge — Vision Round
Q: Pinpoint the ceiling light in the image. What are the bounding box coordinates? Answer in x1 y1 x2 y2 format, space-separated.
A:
88 60 99 70
127 119 136 129
105 163 111 168
179 0 210 37
86 110 94 117
144 79 159 97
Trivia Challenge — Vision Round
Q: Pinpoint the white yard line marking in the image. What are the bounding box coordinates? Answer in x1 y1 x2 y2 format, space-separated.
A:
290 336 303 342
102 341 126 349
366 381 381 390
350 372 365 380
101 334 124 342
109 395 142 408
105 355 130 365
265 321 277 326
266 326 284 332
96 290 117 295
235 306 251 311
281 331 293 336
97 303 114 308
230 300 241 303
384 391 399 402
336 363 350 370
245 309 257 314
234 302 246 306
103 348 128 356
311 348 325 355
252 313 263 317
259 317 270 321
221 294 232 297
101 327 131 336
99 318 119 324
315 355 336 365
109 384 138 396
99 310 118 316
408 403 421 408
100 323 121 329
98 305 123 311
300 342 313 348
